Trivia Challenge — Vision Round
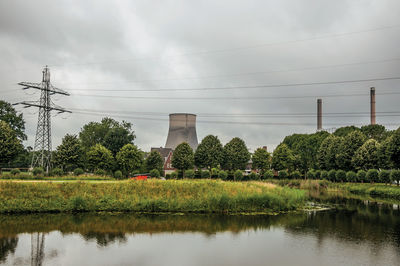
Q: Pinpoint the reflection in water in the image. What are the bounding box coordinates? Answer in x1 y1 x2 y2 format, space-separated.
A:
0 195 399 265
0 237 18 263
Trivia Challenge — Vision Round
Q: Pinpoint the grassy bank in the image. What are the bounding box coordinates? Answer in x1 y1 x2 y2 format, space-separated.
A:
330 183 400 201
0 174 114 181
0 179 306 214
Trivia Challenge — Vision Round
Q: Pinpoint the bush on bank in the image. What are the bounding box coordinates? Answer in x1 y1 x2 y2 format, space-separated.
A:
0 180 306 214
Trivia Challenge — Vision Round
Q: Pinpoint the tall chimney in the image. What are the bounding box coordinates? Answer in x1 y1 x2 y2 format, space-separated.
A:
370 87 376 125
317 99 322 131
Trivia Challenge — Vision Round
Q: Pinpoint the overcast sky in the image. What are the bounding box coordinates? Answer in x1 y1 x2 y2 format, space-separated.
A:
1 0 400 152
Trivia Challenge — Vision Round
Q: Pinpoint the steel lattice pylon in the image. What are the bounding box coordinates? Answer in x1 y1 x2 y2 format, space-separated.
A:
15 66 71 173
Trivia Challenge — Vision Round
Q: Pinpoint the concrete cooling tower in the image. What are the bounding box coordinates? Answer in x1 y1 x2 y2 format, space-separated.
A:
165 113 198 150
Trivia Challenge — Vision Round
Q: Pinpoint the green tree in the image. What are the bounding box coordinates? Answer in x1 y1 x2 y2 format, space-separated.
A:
194 135 224 170
53 134 84 172
145 150 164 174
333 126 360 137
324 136 343 170
389 127 400 168
222 137 251 170
0 121 22 165
352 139 380 170
79 117 135 154
116 144 143 176
171 142 194 177
252 147 271 174
271 144 295 171
360 124 387 141
86 144 114 172
317 135 335 170
336 131 366 171
0 100 26 141
378 136 394 169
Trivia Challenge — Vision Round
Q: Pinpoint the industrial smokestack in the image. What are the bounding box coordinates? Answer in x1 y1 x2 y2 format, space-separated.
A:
370 87 376 125
317 98 322 131
165 113 198 150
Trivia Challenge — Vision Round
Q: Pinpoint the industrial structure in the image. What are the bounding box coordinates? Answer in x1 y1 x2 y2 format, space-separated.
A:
317 98 322 131
370 87 376 125
15 66 71 173
165 113 198 150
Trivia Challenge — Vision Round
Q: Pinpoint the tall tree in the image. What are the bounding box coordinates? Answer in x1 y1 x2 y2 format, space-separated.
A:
333 126 360 137
0 100 26 141
317 135 335 170
52 134 84 172
171 142 194 177
325 136 343 170
145 150 164 174
377 136 394 169
116 144 143 176
86 144 114 171
352 139 380 170
271 143 295 171
336 131 366 171
0 121 22 165
360 124 387 141
252 147 271 174
79 117 135 154
389 127 400 168
222 137 251 170
194 135 224 170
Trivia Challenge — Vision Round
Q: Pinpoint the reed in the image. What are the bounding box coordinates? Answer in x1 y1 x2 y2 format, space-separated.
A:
0 179 306 214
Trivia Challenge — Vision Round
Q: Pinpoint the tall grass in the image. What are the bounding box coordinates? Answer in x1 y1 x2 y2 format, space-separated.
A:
333 183 400 201
0 179 306 214
0 174 114 181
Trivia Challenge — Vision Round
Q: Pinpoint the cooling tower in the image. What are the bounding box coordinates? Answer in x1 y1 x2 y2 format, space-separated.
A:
165 113 198 150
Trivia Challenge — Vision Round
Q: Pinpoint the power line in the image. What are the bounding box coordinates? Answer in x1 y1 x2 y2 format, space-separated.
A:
71 110 400 127
67 76 400 93
70 91 400 101
49 24 400 68
61 57 400 88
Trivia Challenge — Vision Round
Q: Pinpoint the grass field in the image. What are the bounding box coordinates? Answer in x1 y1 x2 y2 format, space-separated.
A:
0 179 306 214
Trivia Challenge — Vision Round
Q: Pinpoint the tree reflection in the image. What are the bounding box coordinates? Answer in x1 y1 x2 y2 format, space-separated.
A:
0 237 18 263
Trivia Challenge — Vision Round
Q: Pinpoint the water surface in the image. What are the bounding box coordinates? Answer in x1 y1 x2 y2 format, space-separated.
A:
1 195 399 266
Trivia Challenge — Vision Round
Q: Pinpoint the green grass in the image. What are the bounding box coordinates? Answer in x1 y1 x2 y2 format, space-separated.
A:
331 183 400 201
0 173 114 181
0 179 306 214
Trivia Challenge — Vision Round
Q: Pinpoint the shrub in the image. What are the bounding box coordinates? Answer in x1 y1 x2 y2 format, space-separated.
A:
248 172 259 181
201 170 211 179
379 170 391 184
94 169 106 176
10 168 20 176
194 170 202 179
328 170 336 182
307 170 316 180
357 170 367 183
234 170 243 181
114 170 123 179
32 167 44 176
73 168 84 176
320 170 328 180
346 171 356 182
391 170 400 186
171 171 178 179
315 170 321 180
366 169 379 183
278 170 288 179
51 168 63 176
184 169 195 179
263 170 274 180
336 170 346 182
211 168 219 178
218 170 228 180
165 173 171 180
149 169 160 178
291 170 301 180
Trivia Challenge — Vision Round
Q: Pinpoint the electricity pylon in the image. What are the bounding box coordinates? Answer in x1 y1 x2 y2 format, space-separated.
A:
15 66 71 173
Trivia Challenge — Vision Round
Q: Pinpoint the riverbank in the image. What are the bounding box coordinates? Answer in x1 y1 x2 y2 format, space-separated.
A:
0 179 306 214
330 183 400 201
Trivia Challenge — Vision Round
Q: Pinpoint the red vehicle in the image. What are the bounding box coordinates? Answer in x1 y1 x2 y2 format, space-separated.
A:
130 174 149 180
